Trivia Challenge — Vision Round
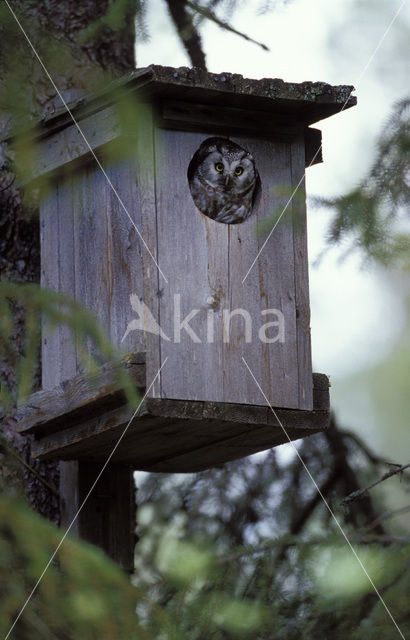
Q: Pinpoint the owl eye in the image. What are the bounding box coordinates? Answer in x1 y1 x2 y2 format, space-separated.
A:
215 163 224 172
234 166 244 176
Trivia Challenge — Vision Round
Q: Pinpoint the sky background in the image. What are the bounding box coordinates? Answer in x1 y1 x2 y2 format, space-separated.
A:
135 0 409 472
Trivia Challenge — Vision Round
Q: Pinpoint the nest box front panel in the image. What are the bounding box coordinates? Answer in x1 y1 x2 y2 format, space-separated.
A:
40 155 145 390
146 128 312 410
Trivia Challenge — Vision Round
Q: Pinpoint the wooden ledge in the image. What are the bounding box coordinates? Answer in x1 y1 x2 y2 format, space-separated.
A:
17 353 146 436
17 355 330 473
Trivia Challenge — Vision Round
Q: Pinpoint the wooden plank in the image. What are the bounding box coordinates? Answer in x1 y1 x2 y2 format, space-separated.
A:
57 175 77 381
31 401 328 469
40 188 61 389
17 355 146 435
30 373 328 462
29 373 329 470
31 404 137 459
73 164 110 364
153 129 229 402
60 461 80 537
160 101 304 141
26 106 120 182
138 111 162 397
228 136 300 407
77 463 137 573
104 154 146 353
291 137 313 409
71 155 145 363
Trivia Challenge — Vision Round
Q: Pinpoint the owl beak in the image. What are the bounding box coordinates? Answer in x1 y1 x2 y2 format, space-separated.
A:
225 175 231 187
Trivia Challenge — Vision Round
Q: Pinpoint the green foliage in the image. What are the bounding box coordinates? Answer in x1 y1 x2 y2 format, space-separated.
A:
134 506 272 639
134 490 410 640
0 458 273 640
2 428 406 640
315 99 410 266
0 493 144 640
0 281 140 413
135 434 410 639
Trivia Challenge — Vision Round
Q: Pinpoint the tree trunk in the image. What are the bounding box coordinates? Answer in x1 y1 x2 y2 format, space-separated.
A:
0 0 136 524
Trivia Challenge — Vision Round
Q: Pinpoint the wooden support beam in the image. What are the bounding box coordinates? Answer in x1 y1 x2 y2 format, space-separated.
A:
17 356 330 473
60 461 136 573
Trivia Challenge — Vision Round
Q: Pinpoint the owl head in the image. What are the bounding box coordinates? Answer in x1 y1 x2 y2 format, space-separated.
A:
188 137 257 194
188 137 260 224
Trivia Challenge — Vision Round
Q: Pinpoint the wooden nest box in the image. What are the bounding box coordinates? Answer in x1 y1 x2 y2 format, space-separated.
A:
18 66 356 473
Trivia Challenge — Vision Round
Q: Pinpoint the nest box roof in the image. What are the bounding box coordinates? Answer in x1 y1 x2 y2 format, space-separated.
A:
39 64 356 134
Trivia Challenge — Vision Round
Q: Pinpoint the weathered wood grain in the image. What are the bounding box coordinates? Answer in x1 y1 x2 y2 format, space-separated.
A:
77 462 137 573
228 136 299 408
138 111 162 398
57 175 77 380
153 129 229 402
74 165 109 362
26 106 120 183
30 396 329 465
27 364 329 472
291 137 313 409
104 154 146 353
40 191 59 389
71 156 145 361
17 354 145 435
152 130 311 408
29 374 329 462
32 403 329 472
160 101 305 143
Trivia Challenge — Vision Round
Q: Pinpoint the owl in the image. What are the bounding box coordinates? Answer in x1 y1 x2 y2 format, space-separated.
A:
188 137 260 224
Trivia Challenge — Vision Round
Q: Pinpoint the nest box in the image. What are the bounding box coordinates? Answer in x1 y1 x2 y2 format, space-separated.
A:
18 66 356 473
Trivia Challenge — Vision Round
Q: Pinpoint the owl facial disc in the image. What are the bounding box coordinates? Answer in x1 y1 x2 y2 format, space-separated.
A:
188 137 261 224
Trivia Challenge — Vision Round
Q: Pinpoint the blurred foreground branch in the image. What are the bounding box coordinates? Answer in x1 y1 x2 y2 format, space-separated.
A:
342 462 410 506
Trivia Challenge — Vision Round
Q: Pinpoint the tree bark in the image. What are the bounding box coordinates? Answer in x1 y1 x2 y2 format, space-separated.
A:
0 0 137 524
